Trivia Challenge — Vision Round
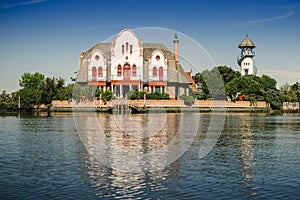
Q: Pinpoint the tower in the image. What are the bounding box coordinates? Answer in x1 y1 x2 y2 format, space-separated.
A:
237 34 256 76
173 33 179 62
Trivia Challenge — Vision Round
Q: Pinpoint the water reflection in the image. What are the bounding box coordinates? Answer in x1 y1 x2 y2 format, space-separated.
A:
75 113 198 173
237 113 256 196
1 113 300 199
83 152 171 199
75 112 200 198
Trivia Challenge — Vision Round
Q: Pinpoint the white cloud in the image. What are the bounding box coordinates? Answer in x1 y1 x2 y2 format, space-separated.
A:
2 0 46 8
240 11 294 25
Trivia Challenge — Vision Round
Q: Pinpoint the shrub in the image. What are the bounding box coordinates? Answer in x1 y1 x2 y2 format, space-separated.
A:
180 94 194 106
146 92 170 100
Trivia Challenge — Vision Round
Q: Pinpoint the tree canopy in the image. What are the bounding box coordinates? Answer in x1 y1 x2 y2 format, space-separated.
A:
193 66 283 109
15 72 73 110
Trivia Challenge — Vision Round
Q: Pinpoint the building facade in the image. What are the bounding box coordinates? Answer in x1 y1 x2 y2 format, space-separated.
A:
77 29 192 99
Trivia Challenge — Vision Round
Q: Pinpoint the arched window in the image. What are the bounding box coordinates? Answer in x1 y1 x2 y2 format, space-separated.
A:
98 67 103 77
92 67 97 81
159 67 163 81
130 45 133 54
153 67 157 77
122 45 124 54
117 65 122 76
132 64 137 76
126 42 129 52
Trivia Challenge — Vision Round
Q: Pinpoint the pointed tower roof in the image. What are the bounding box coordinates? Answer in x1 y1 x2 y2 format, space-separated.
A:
238 34 256 48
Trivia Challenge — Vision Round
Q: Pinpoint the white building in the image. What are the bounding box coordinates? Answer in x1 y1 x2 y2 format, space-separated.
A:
77 29 192 99
237 35 257 76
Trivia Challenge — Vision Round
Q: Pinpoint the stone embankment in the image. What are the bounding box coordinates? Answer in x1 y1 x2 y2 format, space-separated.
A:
51 99 269 112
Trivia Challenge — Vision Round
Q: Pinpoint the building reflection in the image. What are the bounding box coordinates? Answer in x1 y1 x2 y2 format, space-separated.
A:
237 113 256 196
76 113 182 198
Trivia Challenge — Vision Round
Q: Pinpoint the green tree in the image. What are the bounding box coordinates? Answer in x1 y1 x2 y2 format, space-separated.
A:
201 67 226 100
41 77 56 105
291 82 300 91
19 72 45 89
280 83 298 102
261 74 277 90
217 66 240 84
225 82 238 101
19 88 42 110
193 72 209 100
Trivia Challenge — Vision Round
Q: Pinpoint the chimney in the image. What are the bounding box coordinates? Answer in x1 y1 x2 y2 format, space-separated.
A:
80 52 85 64
173 33 179 62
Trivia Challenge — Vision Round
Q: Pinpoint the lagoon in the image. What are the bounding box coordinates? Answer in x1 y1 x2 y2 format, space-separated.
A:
0 112 299 199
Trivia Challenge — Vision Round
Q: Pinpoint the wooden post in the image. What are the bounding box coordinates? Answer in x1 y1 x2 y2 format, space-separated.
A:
143 93 146 109
18 95 20 110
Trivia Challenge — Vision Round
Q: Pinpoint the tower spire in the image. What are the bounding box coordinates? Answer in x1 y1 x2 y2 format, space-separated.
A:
173 33 179 62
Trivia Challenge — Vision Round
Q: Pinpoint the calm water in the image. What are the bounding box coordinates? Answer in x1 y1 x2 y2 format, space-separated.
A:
0 112 300 199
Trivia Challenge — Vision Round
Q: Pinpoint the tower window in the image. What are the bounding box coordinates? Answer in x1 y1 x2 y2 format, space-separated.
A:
130 45 133 54
156 55 160 61
95 55 100 61
122 45 124 54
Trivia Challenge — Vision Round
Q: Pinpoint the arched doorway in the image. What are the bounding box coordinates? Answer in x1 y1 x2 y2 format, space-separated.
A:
123 63 131 80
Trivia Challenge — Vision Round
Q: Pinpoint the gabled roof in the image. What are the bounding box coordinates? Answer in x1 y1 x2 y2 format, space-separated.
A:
78 41 191 84
143 43 174 60
238 35 255 48
143 43 190 84
84 43 111 59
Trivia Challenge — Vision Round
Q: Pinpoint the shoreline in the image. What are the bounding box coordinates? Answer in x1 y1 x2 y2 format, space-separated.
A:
1 108 299 115
2 99 299 114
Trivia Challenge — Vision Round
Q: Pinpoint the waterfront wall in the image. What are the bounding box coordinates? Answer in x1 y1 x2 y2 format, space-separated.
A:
52 99 269 109
282 102 299 111
128 100 268 108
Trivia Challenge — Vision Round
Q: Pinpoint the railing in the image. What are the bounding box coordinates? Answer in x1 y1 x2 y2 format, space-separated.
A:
88 76 106 81
148 76 167 82
111 75 141 81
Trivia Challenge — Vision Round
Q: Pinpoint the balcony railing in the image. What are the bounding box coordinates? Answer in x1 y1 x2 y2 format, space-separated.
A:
148 76 167 82
111 75 141 81
88 76 106 81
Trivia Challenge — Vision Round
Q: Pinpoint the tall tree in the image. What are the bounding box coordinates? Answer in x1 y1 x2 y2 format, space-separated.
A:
19 72 45 89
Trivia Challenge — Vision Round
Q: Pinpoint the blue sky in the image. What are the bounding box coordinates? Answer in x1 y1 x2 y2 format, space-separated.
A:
0 0 299 92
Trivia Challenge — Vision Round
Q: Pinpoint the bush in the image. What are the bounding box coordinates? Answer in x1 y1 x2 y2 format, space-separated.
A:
96 90 114 101
127 90 145 100
180 94 194 106
146 92 170 100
